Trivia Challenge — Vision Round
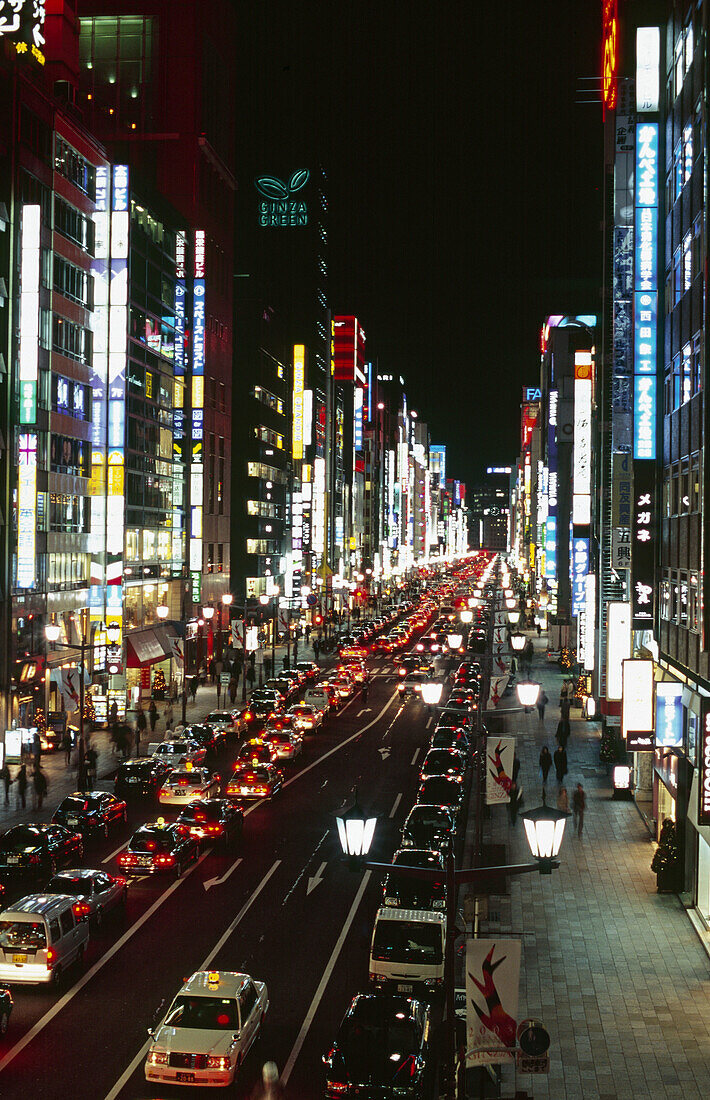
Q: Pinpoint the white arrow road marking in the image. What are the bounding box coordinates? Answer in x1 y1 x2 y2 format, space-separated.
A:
282 871 372 1085
389 793 402 818
306 860 328 895
203 857 242 891
379 747 391 760
103 859 281 1100
411 747 420 766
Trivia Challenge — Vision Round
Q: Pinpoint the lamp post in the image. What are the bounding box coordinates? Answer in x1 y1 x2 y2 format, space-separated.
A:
420 678 443 716
336 796 568 1100
508 608 520 626
510 631 526 653
220 593 233 661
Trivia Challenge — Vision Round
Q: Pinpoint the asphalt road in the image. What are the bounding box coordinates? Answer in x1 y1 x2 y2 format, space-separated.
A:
0 645 455 1099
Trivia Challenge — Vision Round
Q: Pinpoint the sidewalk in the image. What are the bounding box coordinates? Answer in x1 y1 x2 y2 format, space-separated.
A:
473 631 710 1098
0 638 333 834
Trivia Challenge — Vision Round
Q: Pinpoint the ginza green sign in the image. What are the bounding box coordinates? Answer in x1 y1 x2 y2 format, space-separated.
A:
255 171 309 226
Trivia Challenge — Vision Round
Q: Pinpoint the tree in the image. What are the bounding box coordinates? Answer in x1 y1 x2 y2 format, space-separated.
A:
152 668 167 698
83 694 96 725
599 725 617 763
33 706 47 733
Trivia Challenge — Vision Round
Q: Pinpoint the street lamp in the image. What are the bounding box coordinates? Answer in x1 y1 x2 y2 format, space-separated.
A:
45 620 91 780
459 608 473 624
446 631 463 651
505 597 517 610
521 804 569 868
510 632 526 652
156 604 169 620
420 680 444 708
516 680 540 709
335 790 377 868
202 606 214 620
508 609 520 626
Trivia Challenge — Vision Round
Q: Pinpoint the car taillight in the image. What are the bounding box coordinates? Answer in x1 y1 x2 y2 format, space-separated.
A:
244 713 252 721
154 853 175 867
72 902 90 919
46 947 56 967
118 852 137 867
28 853 41 865
327 1084 348 1095
203 824 223 835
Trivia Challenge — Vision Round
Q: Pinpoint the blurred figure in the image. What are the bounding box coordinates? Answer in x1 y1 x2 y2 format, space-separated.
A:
251 1062 285 1099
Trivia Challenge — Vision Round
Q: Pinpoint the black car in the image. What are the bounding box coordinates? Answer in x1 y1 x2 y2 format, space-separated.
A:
244 698 281 728
438 708 472 730
400 805 456 854
417 776 465 819
419 748 467 783
431 727 470 754
382 849 446 912
183 722 222 754
323 993 431 1099
117 821 199 876
115 757 172 800
176 798 244 847
0 824 84 888
0 986 12 1037
53 792 128 837
295 661 319 680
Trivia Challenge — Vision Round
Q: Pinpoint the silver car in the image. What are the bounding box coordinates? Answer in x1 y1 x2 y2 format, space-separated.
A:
45 868 127 928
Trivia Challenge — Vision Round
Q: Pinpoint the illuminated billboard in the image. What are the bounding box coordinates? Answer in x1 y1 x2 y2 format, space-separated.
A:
573 351 593 525
0 0 46 64
621 659 654 751
636 27 660 113
634 122 659 461
655 683 683 748
606 601 631 701
17 433 37 588
293 344 305 461
19 205 40 424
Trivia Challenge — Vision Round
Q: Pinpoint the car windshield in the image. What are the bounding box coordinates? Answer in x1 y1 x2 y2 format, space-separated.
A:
206 714 228 722
291 707 312 716
123 763 151 777
167 772 198 786
47 876 88 896
239 768 270 782
181 802 220 822
164 995 238 1030
421 778 461 803
265 734 289 744
372 920 443 964
59 797 92 813
0 827 43 853
131 833 170 853
408 808 450 829
0 920 47 950
341 1019 419 1076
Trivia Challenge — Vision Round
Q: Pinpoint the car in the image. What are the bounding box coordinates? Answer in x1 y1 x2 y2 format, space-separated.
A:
295 660 320 680
419 748 467 782
318 682 342 710
118 821 200 877
437 708 472 730
0 986 11 1036
204 711 239 736
398 671 427 697
115 757 173 800
242 699 281 728
151 739 206 769
262 729 302 762
288 703 324 731
0 825 84 889
382 848 446 911
400 805 456 854
158 767 221 807
225 763 283 800
145 969 268 1088
235 738 278 767
417 776 465 819
176 799 244 848
323 992 431 1099
53 792 128 838
183 723 223 754
44 868 127 927
262 680 288 704
263 713 298 737
273 676 298 700
328 676 354 701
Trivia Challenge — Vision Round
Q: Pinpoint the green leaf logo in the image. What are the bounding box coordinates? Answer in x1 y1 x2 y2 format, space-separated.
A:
288 169 310 193
255 176 289 199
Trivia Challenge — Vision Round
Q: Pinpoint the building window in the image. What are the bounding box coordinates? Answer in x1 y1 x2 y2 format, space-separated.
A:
682 343 693 404
673 248 682 305
54 136 96 200
51 376 91 421
53 255 93 309
683 232 693 293
54 196 94 253
50 435 90 477
52 315 92 365
683 123 693 184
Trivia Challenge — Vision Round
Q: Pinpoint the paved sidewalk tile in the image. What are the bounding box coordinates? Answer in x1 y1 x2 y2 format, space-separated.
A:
474 631 710 1099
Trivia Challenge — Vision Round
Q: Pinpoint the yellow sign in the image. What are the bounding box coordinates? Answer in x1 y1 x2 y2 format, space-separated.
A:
293 344 305 461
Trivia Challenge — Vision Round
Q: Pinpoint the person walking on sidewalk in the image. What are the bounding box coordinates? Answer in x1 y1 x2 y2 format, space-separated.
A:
136 705 147 741
557 785 569 813
61 731 72 766
537 691 549 722
148 700 158 733
539 746 552 795
573 782 586 837
556 715 570 750
553 744 568 785
164 701 174 732
85 746 97 790
313 637 320 661
16 764 27 809
0 762 11 805
33 766 47 810
507 780 522 826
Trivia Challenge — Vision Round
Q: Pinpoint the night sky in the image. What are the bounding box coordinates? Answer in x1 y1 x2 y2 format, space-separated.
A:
235 0 602 487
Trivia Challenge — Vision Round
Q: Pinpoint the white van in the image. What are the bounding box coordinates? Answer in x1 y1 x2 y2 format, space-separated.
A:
303 686 331 714
0 893 89 985
369 907 446 997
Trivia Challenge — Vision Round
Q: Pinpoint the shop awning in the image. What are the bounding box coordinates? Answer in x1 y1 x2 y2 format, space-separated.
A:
126 629 166 668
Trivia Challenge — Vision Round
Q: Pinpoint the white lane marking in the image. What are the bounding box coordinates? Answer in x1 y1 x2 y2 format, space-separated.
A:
282 830 329 907
102 838 128 865
0 847 211 1077
281 871 372 1085
356 708 365 716
411 747 420 766
389 793 402 819
203 857 243 891
306 861 328 895
426 716 433 729
381 701 405 742
103 859 281 1100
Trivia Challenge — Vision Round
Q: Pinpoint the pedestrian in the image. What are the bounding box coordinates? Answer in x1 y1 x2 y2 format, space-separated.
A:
361 681 369 703
537 691 549 722
507 780 522 826
0 762 11 805
556 716 570 750
510 655 517 674
293 639 299 662
313 638 320 661
135 723 142 757
228 677 238 705
553 744 568 785
209 658 217 685
85 746 97 790
190 676 199 702
137 705 147 738
250 1061 285 1100
33 766 47 810
32 730 41 769
109 700 118 725
557 785 569 813
572 782 586 837
164 701 174 731
61 730 72 766
16 763 27 809
539 745 552 792
305 624 311 643
560 694 571 720
148 700 158 733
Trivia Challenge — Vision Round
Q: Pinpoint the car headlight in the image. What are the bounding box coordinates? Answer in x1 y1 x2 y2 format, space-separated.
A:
147 1050 168 1066
206 1056 232 1070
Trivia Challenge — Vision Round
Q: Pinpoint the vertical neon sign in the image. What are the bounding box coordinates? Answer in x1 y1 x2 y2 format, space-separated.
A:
106 165 128 622
19 204 40 424
190 230 205 595
17 433 37 588
634 122 658 460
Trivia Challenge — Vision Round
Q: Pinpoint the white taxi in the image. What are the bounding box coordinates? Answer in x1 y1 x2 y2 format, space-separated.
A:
158 766 220 807
145 969 268 1088
152 739 206 770
288 703 324 731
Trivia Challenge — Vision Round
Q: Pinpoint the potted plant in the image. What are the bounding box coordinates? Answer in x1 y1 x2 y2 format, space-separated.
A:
651 818 681 893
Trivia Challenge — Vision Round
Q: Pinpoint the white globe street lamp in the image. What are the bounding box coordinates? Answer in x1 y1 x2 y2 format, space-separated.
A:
335 790 377 866
420 680 444 707
446 632 463 651
156 604 169 620
516 680 541 709
510 632 526 652
45 623 61 643
521 804 569 868
508 609 520 625
202 606 215 620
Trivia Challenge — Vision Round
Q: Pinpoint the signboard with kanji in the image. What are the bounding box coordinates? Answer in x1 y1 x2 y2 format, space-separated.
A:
631 464 656 628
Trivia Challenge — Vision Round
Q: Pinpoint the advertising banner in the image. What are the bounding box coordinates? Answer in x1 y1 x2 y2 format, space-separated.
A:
699 699 710 826
621 658 654 751
466 938 521 1066
487 676 509 709
170 637 185 667
486 737 515 804
655 683 683 748
606 602 631 701
57 669 81 713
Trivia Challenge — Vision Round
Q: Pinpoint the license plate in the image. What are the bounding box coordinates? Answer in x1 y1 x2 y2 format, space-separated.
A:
397 983 413 992
12 954 27 964
138 856 153 866
67 817 79 825
176 1072 195 1083
128 777 141 784
240 787 251 794
7 856 18 865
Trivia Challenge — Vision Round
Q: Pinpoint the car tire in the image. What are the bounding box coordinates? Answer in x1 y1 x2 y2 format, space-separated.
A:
93 906 103 929
175 859 183 879
52 965 63 989
76 945 85 971
0 1010 8 1036
103 823 109 839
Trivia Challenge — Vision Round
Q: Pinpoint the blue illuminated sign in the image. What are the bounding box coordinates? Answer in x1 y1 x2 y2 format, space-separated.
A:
633 122 658 460
112 164 129 212
656 683 683 748
193 281 205 376
572 537 589 616
545 517 557 580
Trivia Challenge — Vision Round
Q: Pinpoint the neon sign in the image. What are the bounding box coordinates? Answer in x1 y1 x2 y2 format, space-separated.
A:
256 170 309 227
602 0 618 115
19 204 40 424
634 122 658 460
17 433 37 588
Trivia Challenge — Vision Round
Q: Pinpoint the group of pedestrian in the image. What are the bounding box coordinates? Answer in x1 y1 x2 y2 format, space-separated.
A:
0 760 48 810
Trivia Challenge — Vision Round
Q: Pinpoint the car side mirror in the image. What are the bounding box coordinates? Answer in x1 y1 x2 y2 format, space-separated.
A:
152 998 166 1025
147 1027 154 1038
232 1031 240 1042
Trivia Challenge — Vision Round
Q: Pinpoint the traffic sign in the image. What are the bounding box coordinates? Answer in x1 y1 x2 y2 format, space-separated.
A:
306 594 317 607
